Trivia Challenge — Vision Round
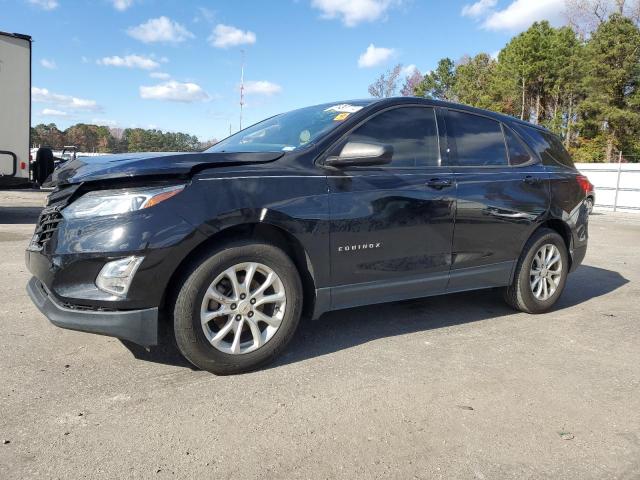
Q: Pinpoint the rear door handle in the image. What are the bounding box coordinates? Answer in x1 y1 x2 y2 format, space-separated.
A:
426 178 453 190
523 175 542 185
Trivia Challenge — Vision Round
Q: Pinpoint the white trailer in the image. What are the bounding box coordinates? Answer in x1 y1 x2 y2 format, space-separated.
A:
0 31 31 187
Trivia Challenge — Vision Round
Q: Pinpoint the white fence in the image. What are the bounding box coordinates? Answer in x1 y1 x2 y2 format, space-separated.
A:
575 162 640 213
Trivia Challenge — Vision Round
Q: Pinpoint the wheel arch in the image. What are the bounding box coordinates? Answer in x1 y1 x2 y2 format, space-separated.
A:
160 222 318 321
532 218 573 268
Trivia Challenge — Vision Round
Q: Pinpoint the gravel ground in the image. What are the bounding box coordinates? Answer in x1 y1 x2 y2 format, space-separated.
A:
1 189 639 480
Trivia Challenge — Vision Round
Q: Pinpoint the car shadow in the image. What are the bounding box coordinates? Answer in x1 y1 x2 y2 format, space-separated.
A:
120 264 628 372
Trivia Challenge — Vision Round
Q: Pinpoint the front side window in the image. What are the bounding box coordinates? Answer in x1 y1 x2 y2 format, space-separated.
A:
341 107 440 168
446 110 507 166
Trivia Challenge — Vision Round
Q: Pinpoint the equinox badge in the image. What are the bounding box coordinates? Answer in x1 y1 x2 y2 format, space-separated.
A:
338 242 382 252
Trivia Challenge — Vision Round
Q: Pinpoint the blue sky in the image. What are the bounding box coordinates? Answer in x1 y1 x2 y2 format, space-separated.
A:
2 0 566 141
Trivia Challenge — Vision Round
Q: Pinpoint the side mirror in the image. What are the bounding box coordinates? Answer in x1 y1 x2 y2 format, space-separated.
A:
325 141 393 168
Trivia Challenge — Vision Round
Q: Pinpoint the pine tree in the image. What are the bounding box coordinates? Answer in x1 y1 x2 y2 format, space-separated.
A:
452 53 497 110
415 58 456 100
580 14 640 161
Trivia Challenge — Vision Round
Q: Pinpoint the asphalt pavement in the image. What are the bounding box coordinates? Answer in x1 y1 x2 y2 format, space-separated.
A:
1 189 639 479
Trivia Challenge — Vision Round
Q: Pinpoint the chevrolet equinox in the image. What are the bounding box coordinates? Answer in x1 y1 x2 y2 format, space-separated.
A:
26 98 591 374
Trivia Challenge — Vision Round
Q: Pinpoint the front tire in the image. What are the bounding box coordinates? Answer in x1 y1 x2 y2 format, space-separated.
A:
504 228 569 314
173 240 303 375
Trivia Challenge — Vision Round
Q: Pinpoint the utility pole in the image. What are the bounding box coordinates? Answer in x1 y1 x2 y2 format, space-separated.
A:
239 49 245 132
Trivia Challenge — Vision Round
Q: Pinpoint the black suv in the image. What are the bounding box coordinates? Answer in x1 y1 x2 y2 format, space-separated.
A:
26 98 591 374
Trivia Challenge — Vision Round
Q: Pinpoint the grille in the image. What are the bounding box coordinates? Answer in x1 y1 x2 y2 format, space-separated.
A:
33 207 63 249
30 184 81 250
58 300 118 312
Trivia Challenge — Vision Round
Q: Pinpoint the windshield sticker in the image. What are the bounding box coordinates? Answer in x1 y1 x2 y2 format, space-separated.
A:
325 104 363 114
299 130 311 144
333 112 350 121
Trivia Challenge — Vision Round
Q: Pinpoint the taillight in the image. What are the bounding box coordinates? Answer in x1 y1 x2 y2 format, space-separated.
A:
20 161 27 170
576 174 593 194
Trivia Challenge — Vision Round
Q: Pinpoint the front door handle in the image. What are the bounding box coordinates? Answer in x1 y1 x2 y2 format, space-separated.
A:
426 178 453 190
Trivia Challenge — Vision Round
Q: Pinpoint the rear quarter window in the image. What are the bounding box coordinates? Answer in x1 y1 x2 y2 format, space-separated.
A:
517 125 575 169
503 126 533 166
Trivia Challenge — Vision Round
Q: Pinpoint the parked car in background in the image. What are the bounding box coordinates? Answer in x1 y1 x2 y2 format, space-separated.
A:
26 97 591 374
58 146 77 164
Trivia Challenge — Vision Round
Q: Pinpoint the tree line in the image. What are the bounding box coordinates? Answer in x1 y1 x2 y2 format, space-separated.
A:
31 123 217 153
369 3 640 162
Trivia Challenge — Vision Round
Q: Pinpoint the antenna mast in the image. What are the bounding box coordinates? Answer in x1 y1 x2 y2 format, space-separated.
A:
239 49 245 131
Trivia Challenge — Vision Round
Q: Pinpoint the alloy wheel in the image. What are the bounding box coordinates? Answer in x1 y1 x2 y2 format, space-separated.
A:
200 262 286 354
529 244 563 301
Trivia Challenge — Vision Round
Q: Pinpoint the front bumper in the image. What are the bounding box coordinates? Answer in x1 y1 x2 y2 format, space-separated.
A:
27 277 158 346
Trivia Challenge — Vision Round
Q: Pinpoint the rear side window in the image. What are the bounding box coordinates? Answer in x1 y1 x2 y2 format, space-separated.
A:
345 107 440 167
446 110 507 166
517 125 575 168
503 126 533 166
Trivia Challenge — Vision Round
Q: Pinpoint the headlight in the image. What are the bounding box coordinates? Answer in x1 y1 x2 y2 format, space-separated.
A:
63 184 185 219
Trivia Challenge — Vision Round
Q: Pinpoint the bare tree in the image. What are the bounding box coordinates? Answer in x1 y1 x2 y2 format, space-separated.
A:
198 138 219 150
400 69 423 96
109 127 124 141
368 64 403 98
565 0 640 35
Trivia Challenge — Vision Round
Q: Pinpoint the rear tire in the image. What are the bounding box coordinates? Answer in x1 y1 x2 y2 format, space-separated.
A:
504 228 569 314
173 240 303 375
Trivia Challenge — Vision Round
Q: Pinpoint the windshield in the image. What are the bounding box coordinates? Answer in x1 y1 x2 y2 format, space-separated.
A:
206 101 373 153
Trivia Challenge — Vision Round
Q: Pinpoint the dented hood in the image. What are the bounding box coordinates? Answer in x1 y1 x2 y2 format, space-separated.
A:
45 151 284 187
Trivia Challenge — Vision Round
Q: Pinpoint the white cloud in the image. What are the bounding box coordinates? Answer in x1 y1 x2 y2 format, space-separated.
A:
209 24 256 48
401 64 419 77
81 56 89 63
461 0 497 18
195 7 215 24
243 80 282 96
112 0 133 10
41 108 68 117
358 43 395 68
150 72 171 79
28 0 58 10
311 0 399 27
40 58 57 69
32 87 102 112
97 54 160 70
139 81 210 102
127 17 194 44
482 0 564 31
